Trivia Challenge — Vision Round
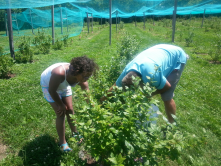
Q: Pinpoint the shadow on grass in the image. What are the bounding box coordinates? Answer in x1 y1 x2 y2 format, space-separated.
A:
18 134 62 166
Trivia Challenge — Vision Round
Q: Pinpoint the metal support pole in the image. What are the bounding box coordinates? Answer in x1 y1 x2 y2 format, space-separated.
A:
109 0 112 45
116 11 118 32
87 12 89 33
29 8 34 34
60 6 63 34
91 13 93 32
135 15 136 27
143 12 145 30
65 7 68 32
51 4 55 45
189 12 192 23
7 7 15 59
201 9 206 28
153 15 155 25
172 0 178 42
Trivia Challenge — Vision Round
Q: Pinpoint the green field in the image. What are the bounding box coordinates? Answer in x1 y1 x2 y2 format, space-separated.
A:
0 17 221 165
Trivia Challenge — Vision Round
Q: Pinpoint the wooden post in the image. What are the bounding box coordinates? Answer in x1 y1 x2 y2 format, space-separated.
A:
65 7 68 32
7 8 15 59
116 10 118 32
87 12 89 33
109 0 112 45
172 0 178 42
91 13 93 32
60 6 63 34
143 12 145 30
201 9 206 28
189 12 191 23
153 14 155 25
51 4 55 45
29 8 34 34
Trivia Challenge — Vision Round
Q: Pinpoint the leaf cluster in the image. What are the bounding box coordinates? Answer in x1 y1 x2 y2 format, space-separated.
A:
0 54 14 78
117 31 140 62
72 75 199 165
15 36 33 63
32 28 52 54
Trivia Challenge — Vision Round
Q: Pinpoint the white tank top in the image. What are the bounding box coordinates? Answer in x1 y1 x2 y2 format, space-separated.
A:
40 63 78 90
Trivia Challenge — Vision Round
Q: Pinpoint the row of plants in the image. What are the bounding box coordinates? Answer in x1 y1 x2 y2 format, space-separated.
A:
68 30 203 165
0 18 220 165
138 16 221 62
0 28 71 78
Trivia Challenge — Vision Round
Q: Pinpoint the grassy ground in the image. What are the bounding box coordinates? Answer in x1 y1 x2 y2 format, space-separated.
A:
0 17 221 165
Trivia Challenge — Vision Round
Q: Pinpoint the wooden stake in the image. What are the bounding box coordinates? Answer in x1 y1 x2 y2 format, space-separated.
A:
143 12 145 30
29 8 34 34
60 6 63 34
109 0 112 45
201 9 206 28
87 12 89 33
51 4 55 45
172 0 178 42
7 7 15 59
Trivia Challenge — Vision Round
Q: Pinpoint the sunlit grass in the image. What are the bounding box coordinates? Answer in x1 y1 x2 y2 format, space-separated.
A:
0 17 221 165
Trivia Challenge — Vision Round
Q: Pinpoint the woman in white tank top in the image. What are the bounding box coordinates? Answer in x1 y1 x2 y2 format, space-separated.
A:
40 56 99 152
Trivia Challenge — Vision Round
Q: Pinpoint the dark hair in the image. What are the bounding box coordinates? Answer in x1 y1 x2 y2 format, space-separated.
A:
122 70 142 88
69 55 99 77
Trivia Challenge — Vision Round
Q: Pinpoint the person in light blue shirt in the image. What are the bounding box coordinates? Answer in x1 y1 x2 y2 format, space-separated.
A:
101 44 189 123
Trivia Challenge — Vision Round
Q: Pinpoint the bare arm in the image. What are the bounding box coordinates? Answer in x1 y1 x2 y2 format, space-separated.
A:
151 80 171 96
78 81 90 103
48 70 66 116
78 81 90 91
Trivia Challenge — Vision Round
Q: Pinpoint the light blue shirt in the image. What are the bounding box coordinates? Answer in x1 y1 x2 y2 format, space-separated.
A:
116 44 187 90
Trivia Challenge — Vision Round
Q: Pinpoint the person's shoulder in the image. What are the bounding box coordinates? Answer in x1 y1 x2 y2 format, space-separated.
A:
52 65 66 76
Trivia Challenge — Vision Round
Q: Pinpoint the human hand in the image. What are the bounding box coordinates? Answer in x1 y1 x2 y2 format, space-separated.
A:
100 96 107 103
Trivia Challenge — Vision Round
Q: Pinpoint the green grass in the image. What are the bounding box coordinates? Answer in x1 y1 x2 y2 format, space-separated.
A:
0 17 221 165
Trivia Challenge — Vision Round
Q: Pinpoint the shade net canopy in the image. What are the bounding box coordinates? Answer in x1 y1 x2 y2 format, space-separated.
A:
1 0 221 16
1 0 221 54
7 6 84 37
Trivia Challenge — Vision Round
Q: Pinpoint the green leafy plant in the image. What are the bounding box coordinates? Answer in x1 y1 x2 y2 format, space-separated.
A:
105 21 109 27
117 31 140 62
53 39 63 50
62 34 69 47
0 46 4 56
72 76 200 166
32 28 51 54
205 25 209 32
185 31 194 47
162 19 170 28
208 34 221 62
214 24 221 33
119 21 124 30
0 54 14 78
15 36 33 63
179 31 183 42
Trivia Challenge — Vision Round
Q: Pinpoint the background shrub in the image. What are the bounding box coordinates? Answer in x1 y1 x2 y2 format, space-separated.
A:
0 55 14 78
15 36 33 63
117 31 140 62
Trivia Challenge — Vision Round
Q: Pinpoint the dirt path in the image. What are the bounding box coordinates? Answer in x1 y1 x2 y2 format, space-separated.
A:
0 141 7 161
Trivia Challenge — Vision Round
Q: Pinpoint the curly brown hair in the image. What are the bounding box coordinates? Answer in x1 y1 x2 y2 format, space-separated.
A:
69 55 99 77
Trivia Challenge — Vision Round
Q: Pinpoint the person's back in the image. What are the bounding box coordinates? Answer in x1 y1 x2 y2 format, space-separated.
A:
117 44 187 89
131 44 187 77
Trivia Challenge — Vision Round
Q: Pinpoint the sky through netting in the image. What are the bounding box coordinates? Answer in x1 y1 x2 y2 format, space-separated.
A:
1 0 221 53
